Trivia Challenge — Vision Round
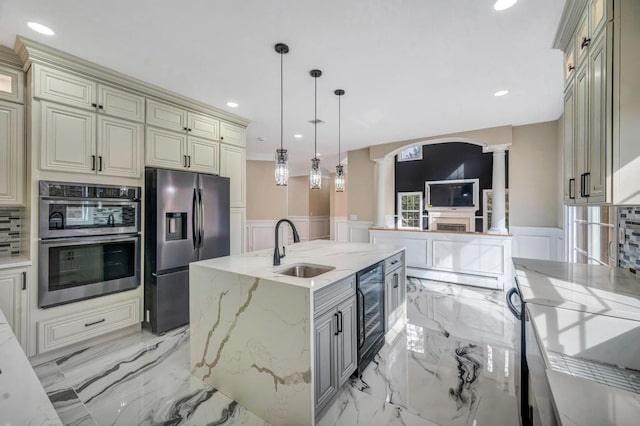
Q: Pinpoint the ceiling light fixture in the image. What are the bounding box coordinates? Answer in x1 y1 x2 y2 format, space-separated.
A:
274 43 290 186
310 69 322 190
493 0 517 11
27 21 55 36
334 89 346 193
294 134 303 138
494 90 509 97
226 101 238 108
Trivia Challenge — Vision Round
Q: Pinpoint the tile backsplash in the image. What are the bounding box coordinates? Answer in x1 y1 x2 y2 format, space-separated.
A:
618 206 640 270
0 208 21 258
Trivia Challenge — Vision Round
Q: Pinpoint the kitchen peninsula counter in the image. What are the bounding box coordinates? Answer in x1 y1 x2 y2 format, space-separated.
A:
189 240 404 425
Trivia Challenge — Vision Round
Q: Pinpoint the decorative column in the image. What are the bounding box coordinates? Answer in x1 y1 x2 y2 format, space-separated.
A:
486 144 511 234
374 158 386 228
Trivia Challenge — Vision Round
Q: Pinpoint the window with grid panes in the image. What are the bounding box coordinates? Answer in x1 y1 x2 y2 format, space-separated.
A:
398 192 423 229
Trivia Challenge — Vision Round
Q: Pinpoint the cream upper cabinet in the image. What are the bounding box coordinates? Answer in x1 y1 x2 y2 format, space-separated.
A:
188 136 219 174
590 0 607 39
230 207 246 254
34 64 97 110
564 35 576 84
0 101 24 205
574 63 588 204
575 10 590 66
41 101 97 174
0 65 24 104
220 143 246 208
188 112 219 140
0 267 28 350
97 116 143 178
98 85 145 123
563 86 575 204
146 99 187 132
145 126 187 169
220 121 246 147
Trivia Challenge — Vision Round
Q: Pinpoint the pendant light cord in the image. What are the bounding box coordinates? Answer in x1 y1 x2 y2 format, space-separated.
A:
314 75 317 159
338 95 341 166
280 51 283 151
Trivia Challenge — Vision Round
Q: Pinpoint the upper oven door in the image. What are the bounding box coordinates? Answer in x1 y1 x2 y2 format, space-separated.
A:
40 198 140 238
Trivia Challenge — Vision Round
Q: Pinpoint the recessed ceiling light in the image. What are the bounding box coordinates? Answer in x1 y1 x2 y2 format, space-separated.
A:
494 0 517 11
294 134 303 138
494 90 509 97
316 153 321 156
226 101 238 108
27 22 55 35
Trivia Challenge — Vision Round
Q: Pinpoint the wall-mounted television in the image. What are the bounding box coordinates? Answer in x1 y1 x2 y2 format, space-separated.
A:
425 179 479 210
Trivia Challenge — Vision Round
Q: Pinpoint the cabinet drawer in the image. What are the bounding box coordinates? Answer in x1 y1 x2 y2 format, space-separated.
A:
385 252 404 272
314 275 355 316
38 298 139 353
34 64 96 110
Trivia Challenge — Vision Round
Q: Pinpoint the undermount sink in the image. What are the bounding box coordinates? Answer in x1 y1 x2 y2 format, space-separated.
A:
277 263 335 278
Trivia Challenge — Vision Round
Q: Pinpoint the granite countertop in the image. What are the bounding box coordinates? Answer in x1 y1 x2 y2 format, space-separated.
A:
513 257 640 321
527 303 640 425
191 240 404 292
0 256 31 270
0 309 61 425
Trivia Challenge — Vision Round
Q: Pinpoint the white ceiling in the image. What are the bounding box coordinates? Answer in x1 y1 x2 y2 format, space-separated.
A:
0 0 566 174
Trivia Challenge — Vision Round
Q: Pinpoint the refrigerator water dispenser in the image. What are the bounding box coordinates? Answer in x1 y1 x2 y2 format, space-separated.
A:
165 212 187 241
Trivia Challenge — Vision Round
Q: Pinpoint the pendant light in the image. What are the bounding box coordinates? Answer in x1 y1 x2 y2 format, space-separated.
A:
334 89 345 192
274 43 289 186
310 69 322 190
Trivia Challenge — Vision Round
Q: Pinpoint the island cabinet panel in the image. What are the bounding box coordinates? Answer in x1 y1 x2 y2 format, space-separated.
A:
314 308 338 412
336 295 357 386
384 252 406 333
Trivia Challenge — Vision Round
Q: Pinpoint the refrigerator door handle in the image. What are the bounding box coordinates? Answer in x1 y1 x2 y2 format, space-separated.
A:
192 188 199 249
197 188 204 249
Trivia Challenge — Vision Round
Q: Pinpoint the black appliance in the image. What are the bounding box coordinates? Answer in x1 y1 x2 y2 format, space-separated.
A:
38 181 141 308
145 168 230 334
355 261 385 375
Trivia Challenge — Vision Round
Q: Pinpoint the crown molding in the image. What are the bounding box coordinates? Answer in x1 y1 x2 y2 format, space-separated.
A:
14 36 250 127
0 44 22 68
552 0 588 51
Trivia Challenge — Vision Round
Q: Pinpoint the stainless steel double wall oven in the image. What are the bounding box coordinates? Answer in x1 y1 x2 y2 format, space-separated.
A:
38 181 141 308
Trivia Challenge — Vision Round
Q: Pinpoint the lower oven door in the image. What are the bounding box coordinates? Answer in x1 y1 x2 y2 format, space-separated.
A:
39 234 140 308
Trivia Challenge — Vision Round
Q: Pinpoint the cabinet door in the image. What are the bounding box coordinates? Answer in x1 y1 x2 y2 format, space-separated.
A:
229 207 245 255
586 30 609 203
220 121 246 147
384 273 394 332
146 99 187 132
575 10 590 66
0 64 24 103
145 126 188 170
97 116 143 178
34 64 96 110
98 85 145 123
336 296 357 386
314 308 338 412
590 0 607 39
41 101 97 174
564 35 576 84
574 62 589 204
0 101 24 205
187 112 219 140
563 85 576 203
188 136 219 174
220 144 246 208
0 268 27 349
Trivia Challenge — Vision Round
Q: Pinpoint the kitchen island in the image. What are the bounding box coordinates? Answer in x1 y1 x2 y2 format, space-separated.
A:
189 240 405 425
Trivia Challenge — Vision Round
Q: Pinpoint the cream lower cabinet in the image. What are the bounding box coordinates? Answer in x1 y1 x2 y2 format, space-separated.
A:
0 267 28 350
230 207 246 254
41 101 143 177
0 101 24 205
220 143 246 208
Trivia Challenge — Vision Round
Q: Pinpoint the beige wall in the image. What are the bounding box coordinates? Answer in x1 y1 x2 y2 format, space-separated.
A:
347 148 375 222
329 173 348 217
509 120 560 227
246 160 288 220
309 177 330 216
287 176 309 216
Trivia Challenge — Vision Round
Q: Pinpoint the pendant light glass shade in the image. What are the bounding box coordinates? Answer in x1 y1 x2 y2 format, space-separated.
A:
275 148 289 186
310 158 322 189
274 43 289 186
335 164 345 192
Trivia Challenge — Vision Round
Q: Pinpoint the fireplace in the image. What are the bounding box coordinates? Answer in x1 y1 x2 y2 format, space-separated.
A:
428 210 476 232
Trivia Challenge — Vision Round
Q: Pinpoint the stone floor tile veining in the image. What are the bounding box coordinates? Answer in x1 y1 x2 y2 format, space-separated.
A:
34 278 518 425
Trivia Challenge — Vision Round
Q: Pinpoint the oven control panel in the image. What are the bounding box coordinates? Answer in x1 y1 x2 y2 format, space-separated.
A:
40 181 140 200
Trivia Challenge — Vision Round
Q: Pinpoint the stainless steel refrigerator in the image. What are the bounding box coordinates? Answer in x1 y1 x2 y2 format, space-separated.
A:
144 168 230 333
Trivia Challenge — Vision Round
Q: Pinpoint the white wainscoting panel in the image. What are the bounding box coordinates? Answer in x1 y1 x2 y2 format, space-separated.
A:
331 216 348 241
309 217 330 240
348 221 374 243
510 226 565 262
431 240 504 275
246 220 288 252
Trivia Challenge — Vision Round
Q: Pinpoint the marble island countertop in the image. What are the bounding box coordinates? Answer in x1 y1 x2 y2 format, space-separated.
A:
191 239 403 292
0 309 61 425
513 257 640 321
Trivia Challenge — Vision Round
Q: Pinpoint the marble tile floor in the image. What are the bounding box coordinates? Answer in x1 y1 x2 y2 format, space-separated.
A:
33 278 518 425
